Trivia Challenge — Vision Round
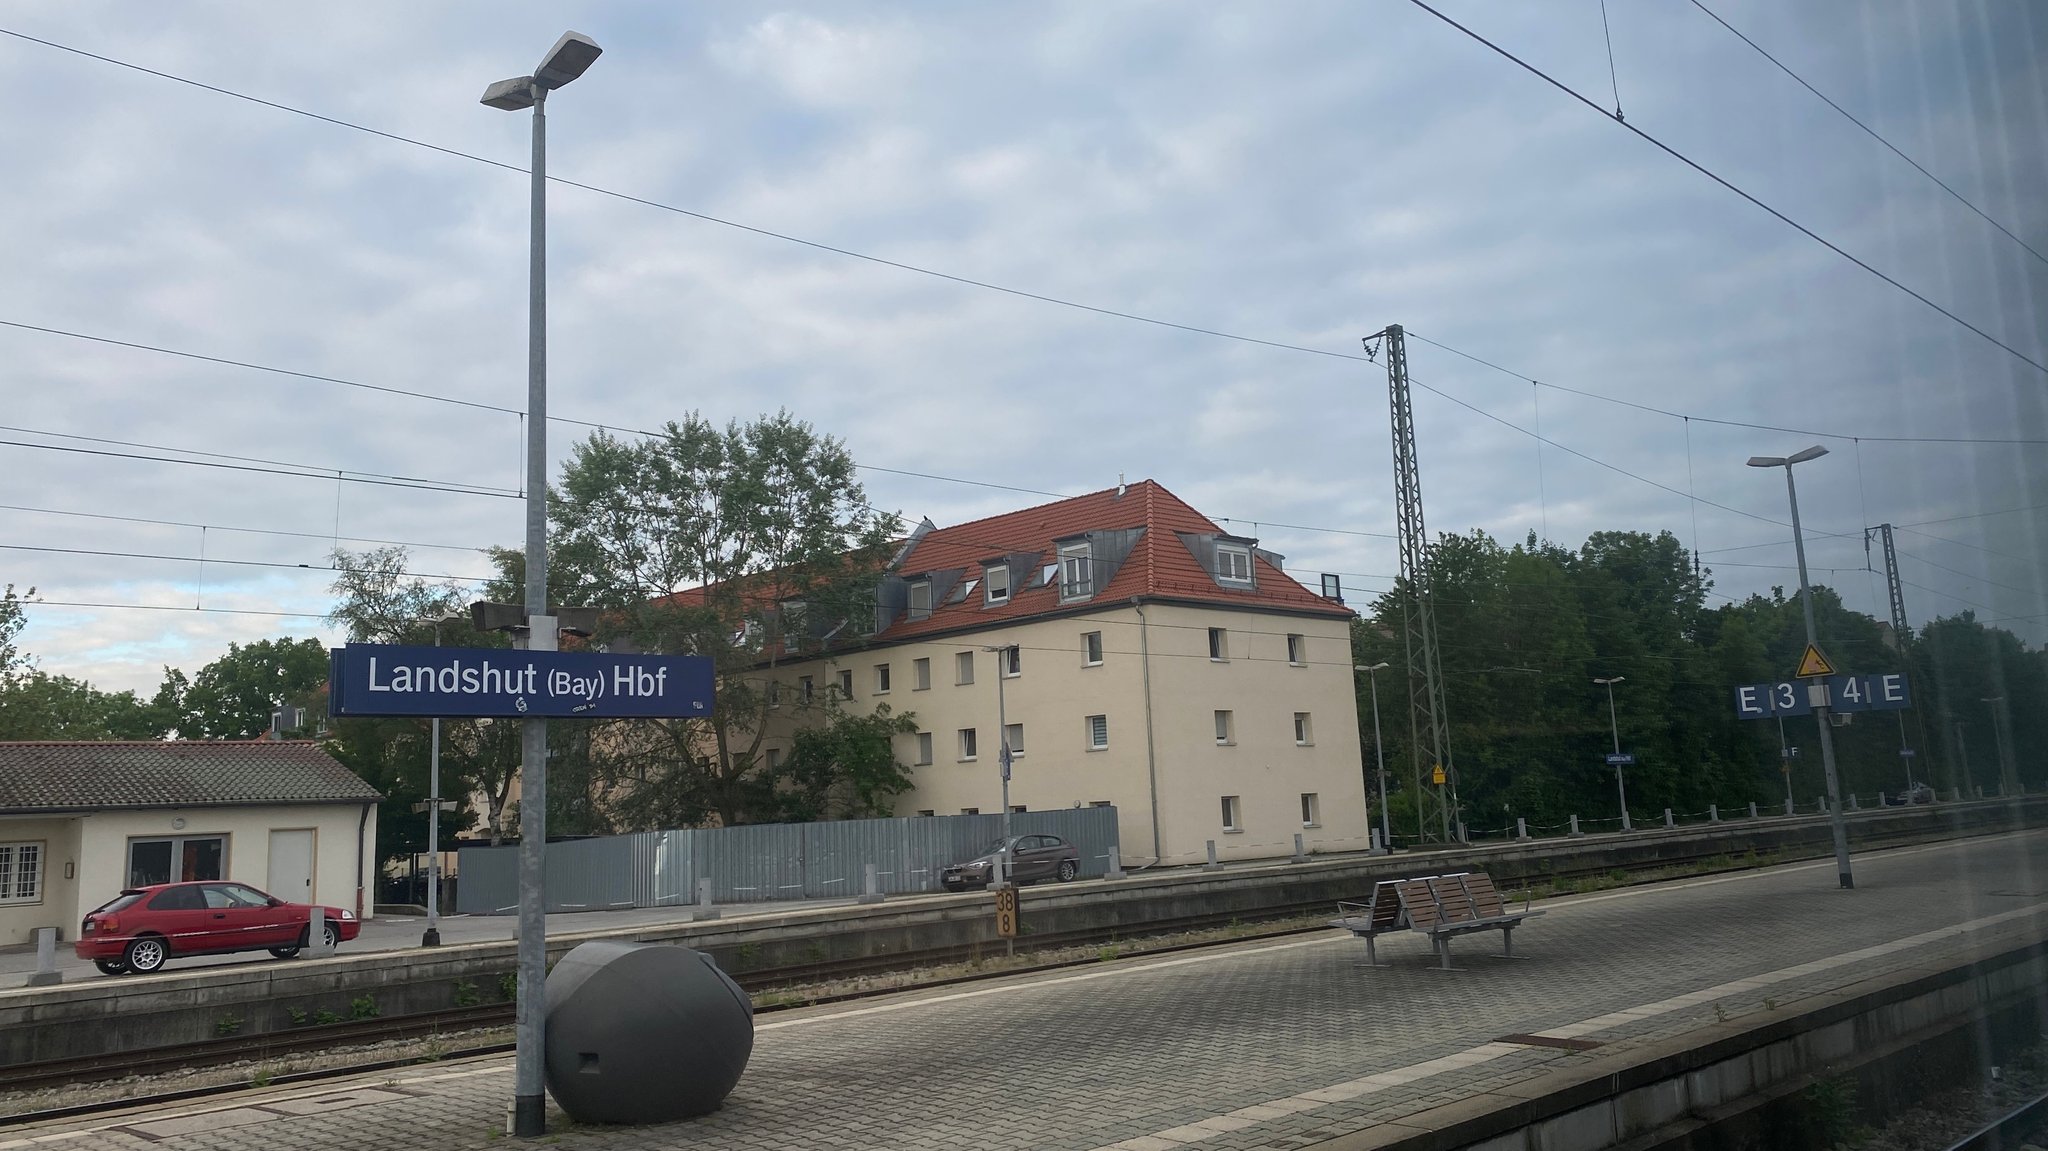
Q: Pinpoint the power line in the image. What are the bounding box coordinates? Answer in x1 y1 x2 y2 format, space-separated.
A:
1897 503 2047 528
1892 524 2035 567
0 501 494 555
1398 0 2048 378
1688 0 2048 270
1404 332 2046 446
1891 547 2043 600
22 598 330 621
0 541 499 586
0 436 522 500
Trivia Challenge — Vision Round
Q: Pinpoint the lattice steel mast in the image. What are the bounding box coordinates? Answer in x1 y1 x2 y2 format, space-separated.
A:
1867 522 1938 791
1366 324 1457 842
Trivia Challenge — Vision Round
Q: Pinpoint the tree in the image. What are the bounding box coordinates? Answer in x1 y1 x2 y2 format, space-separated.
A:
547 411 900 828
0 672 163 740
170 637 330 740
773 704 919 822
0 584 29 689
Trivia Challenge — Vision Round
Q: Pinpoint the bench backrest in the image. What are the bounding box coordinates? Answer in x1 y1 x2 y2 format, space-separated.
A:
1461 873 1509 918
1396 879 1443 930
1427 873 1478 924
1368 880 1406 929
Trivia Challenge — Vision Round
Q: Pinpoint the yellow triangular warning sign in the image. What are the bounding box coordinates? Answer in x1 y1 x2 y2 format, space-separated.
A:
1795 643 1836 678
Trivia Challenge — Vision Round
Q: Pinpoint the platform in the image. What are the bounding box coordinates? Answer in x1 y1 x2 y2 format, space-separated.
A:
4 828 2043 1151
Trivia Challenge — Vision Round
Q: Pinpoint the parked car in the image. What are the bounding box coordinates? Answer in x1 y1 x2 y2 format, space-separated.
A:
75 881 359 976
940 834 1082 892
1886 783 1936 806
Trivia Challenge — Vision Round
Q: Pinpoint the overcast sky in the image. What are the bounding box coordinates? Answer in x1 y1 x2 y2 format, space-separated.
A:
2 1 2042 697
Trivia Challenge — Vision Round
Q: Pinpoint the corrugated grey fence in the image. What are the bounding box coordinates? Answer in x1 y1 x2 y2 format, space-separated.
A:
455 807 1120 915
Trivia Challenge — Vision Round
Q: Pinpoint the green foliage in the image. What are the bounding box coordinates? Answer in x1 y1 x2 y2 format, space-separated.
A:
251 1068 273 1088
498 972 519 1002
772 703 920 821
168 636 329 740
313 1009 343 1025
287 1006 309 1026
350 995 379 1020
215 1014 243 1037
453 980 481 1008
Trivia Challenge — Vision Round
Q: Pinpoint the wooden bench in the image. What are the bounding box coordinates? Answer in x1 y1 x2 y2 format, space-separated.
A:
1330 872 1542 970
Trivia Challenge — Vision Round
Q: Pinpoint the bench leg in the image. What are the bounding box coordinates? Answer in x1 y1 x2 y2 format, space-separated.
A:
1352 933 1391 969
1436 936 1454 971
1485 924 1531 961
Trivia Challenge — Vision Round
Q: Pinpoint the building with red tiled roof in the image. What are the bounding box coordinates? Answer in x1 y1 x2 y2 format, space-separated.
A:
0 741 382 948
753 480 1370 866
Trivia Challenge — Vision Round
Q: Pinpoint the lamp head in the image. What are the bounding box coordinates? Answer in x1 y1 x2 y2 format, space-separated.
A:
1746 455 1784 469
1787 444 1830 465
535 31 602 90
480 76 537 111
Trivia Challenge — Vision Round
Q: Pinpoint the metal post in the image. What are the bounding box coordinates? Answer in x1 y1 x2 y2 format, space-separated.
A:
1599 677 1630 830
1783 463 1853 888
309 906 332 957
1366 665 1392 853
424 716 443 947
1569 814 1581 836
695 876 719 921
1776 713 1796 814
858 862 883 904
1710 804 1719 822
508 81 554 1140
1291 833 1308 863
1516 816 1528 839
28 927 60 987
1106 845 1125 880
1986 697 2020 797
1664 808 1674 828
1205 839 1220 870
996 647 1013 843
1748 801 1758 819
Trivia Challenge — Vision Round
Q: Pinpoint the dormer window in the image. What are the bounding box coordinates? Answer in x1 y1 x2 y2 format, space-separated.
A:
1217 544 1253 586
984 564 1010 605
908 579 932 621
1058 542 1092 602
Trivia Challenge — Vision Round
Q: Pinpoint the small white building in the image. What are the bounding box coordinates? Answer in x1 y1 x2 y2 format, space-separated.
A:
0 741 382 948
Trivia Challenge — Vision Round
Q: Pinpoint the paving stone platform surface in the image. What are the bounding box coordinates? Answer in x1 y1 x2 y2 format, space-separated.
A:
6 829 2043 1151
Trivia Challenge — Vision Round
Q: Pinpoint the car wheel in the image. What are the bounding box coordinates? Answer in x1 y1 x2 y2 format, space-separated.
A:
1056 859 1079 882
124 935 169 974
296 922 342 953
268 944 302 959
94 959 130 976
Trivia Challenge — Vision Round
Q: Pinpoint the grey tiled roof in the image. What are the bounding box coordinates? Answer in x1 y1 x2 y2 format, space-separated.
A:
0 741 382 812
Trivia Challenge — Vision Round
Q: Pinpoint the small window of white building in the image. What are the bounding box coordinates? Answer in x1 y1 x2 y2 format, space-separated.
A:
1301 793 1320 827
1082 631 1103 666
1059 542 1092 602
1294 712 1314 746
836 669 853 698
1217 544 1252 586
875 663 892 694
1000 646 1021 677
0 842 42 903
913 657 931 691
1287 633 1306 665
908 580 933 620
1086 714 1108 750
915 732 933 766
1209 627 1228 661
956 651 975 685
1214 710 1234 745
985 564 1010 605
958 728 979 761
1221 795 1242 832
1004 723 1025 758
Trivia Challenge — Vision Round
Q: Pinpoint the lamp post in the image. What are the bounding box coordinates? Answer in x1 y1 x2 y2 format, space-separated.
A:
1593 676 1630 830
1749 445 1853 889
1983 696 2020 796
1355 663 1392 851
481 30 602 1139
982 645 1017 847
420 614 469 948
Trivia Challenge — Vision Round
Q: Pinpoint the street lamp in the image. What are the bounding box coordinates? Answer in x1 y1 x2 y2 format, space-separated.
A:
982 645 1017 850
1748 444 1853 889
1592 676 1631 831
420 614 468 948
1354 663 1392 852
481 29 601 1140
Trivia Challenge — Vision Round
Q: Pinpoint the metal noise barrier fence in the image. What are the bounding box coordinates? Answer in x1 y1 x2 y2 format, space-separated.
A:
455 806 1122 915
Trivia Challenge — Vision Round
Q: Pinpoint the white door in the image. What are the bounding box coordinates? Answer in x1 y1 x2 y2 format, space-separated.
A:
267 829 316 904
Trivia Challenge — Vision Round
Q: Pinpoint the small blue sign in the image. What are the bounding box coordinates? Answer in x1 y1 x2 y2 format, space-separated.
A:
329 643 715 719
1605 753 1635 766
1734 681 1812 720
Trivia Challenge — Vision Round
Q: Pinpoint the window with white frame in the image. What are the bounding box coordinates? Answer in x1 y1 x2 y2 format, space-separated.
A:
985 564 1010 605
1086 714 1109 750
915 732 933 766
1082 631 1103 666
1058 542 1092 602
916 809 935 817
767 680 782 708
1217 544 1253 585
1214 710 1234 745
1287 633 1306 665
961 807 980 815
908 580 933 620
1004 723 1025 758
913 657 931 691
0 842 42 903
1208 627 1228 661
1221 795 1242 832
958 728 978 761
875 663 892 694
999 646 1021 677
1089 800 1113 808
765 747 783 770
836 669 853 698
1301 793 1321 827
800 675 815 704
1294 712 1314 745
955 651 975 685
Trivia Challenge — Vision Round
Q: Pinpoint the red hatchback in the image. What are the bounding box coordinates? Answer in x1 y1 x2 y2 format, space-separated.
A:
75 881 360 976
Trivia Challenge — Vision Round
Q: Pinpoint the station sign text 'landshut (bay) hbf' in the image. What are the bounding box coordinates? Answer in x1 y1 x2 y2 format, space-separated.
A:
328 643 716 719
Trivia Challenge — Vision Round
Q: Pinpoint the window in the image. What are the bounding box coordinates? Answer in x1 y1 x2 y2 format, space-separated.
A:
837 669 854 698
1090 800 1113 808
985 564 1011 605
127 835 225 888
1321 572 1344 601
915 732 934 766
1294 712 1314 745
1004 723 1025 758
1214 710 1234 745
1209 627 1229 661
956 651 975 685
958 728 979 761
800 675 815 704
1082 631 1103 666
875 663 892 694
780 600 808 652
1301 793 1321 827
961 807 981 816
1010 805 1026 814
1086 714 1109 750
1287 633 1306 665
1217 544 1253 585
766 747 783 770
908 580 933 620
767 680 782 708
1221 795 1242 832
1000 646 1021 677
913 657 931 691
1059 542 1092 602
916 810 935 818
0 842 42 903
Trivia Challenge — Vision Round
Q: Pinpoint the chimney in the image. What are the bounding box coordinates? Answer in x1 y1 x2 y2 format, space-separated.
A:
1116 472 1127 498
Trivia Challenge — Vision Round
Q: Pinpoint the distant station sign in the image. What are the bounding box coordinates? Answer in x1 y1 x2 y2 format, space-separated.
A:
329 643 715 719
1604 753 1635 766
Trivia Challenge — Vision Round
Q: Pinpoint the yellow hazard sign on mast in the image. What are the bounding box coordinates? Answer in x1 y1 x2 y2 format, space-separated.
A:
1795 643 1836 678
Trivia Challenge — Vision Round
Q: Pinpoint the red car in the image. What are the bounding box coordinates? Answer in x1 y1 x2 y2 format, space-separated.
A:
75 881 359 976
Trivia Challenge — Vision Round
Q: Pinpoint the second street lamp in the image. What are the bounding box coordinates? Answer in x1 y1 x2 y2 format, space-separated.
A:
1355 663 1392 851
1749 444 1853 889
1593 676 1631 831
480 29 602 1139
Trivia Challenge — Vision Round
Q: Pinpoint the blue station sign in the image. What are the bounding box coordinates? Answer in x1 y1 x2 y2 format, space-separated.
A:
328 643 715 719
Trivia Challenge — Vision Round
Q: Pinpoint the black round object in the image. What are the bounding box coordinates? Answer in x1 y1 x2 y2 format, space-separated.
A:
543 940 754 1124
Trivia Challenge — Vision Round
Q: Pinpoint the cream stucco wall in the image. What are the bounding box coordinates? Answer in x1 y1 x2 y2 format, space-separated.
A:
0 803 380 948
759 599 1368 866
